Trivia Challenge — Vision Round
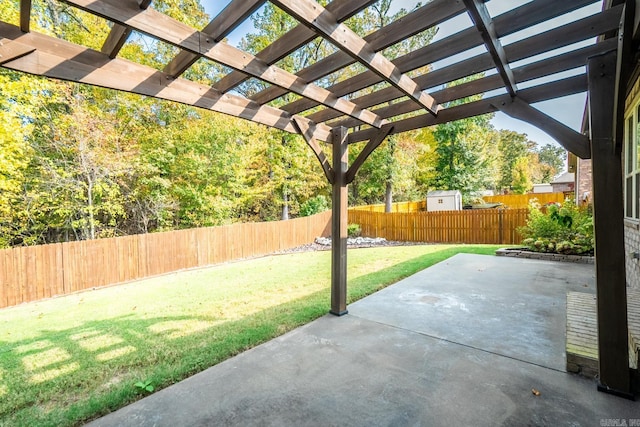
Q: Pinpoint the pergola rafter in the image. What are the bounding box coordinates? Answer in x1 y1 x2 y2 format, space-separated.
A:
251 0 469 106
63 0 387 128
1 0 636 398
0 22 332 141
163 0 265 78
269 0 441 116
19 0 31 32
281 0 611 123
215 0 374 94
464 0 517 97
100 0 152 59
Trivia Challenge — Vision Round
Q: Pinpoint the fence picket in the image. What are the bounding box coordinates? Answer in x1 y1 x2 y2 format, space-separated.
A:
348 209 528 246
0 212 333 309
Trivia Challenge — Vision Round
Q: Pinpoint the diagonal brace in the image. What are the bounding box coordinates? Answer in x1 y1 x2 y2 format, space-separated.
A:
493 96 590 159
292 117 335 184
345 124 394 184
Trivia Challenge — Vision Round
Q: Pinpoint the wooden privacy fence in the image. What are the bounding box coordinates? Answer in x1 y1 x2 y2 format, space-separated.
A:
483 193 566 209
348 200 425 213
349 193 566 213
349 209 529 245
0 211 331 309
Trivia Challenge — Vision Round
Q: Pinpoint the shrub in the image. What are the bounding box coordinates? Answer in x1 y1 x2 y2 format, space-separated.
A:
518 199 594 255
299 195 329 217
347 223 362 238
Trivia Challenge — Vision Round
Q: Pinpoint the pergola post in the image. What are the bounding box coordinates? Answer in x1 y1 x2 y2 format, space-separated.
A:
587 50 632 398
330 126 348 316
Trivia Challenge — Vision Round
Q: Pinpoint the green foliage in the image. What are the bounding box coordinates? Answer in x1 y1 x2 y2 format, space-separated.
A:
537 144 566 182
134 380 155 393
511 157 532 194
431 118 498 197
299 195 329 217
519 200 594 255
347 223 362 238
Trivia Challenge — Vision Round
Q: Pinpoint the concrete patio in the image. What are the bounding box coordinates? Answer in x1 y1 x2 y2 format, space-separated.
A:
88 254 639 426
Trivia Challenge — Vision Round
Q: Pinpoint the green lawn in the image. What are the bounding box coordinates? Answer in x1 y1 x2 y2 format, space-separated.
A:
0 244 499 426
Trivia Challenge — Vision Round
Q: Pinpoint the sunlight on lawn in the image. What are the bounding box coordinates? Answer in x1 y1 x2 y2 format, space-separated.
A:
0 245 500 427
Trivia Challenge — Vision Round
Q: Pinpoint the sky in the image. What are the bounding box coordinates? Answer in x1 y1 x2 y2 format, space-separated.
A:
199 0 600 149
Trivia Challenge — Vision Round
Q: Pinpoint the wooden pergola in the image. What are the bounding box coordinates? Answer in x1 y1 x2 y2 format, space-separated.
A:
0 0 636 397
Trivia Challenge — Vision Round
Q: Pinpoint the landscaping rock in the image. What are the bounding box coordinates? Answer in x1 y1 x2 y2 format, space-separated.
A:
495 248 594 264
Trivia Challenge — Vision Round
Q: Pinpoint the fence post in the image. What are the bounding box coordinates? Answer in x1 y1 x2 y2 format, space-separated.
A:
499 210 504 244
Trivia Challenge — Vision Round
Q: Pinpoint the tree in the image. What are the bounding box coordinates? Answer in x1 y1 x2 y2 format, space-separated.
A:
511 156 533 194
537 144 566 182
431 116 498 201
497 130 536 192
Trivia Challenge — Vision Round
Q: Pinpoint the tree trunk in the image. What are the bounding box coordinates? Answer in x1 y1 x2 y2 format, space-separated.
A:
281 191 289 220
384 181 392 213
87 177 95 240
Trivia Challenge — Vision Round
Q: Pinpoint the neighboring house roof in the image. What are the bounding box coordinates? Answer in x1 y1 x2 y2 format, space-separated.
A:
427 190 461 197
551 172 575 184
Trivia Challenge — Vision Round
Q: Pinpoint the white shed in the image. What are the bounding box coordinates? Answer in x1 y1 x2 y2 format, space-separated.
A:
426 190 462 212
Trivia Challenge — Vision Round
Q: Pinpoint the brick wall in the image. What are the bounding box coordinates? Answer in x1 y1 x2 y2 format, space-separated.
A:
577 158 592 204
625 221 640 290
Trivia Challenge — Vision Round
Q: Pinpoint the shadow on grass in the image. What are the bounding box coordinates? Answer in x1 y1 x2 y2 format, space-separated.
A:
0 247 496 426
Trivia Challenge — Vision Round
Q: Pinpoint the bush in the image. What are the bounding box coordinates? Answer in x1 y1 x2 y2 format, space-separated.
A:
299 195 329 217
347 223 362 238
518 199 594 255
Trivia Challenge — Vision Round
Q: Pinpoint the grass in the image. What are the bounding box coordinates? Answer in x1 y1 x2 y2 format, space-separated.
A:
0 244 500 426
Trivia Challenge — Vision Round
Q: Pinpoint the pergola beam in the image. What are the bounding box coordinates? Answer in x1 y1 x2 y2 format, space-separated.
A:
269 0 441 116
101 0 152 59
63 0 386 128
464 0 517 96
214 0 373 94
0 23 332 142
164 0 265 78
0 40 35 65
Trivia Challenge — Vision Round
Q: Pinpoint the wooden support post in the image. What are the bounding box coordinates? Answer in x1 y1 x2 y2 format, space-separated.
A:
587 50 632 398
331 127 348 316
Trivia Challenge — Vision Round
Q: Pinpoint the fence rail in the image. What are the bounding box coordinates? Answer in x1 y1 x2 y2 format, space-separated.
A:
349 209 529 245
0 212 332 309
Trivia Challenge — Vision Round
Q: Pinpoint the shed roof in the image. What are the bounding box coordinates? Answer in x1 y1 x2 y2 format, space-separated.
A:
427 190 461 197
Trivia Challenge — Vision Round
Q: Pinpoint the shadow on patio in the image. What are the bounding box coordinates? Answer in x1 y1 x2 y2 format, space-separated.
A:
88 254 639 426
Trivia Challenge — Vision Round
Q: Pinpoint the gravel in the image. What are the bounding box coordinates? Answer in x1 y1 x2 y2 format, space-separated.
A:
272 237 427 254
